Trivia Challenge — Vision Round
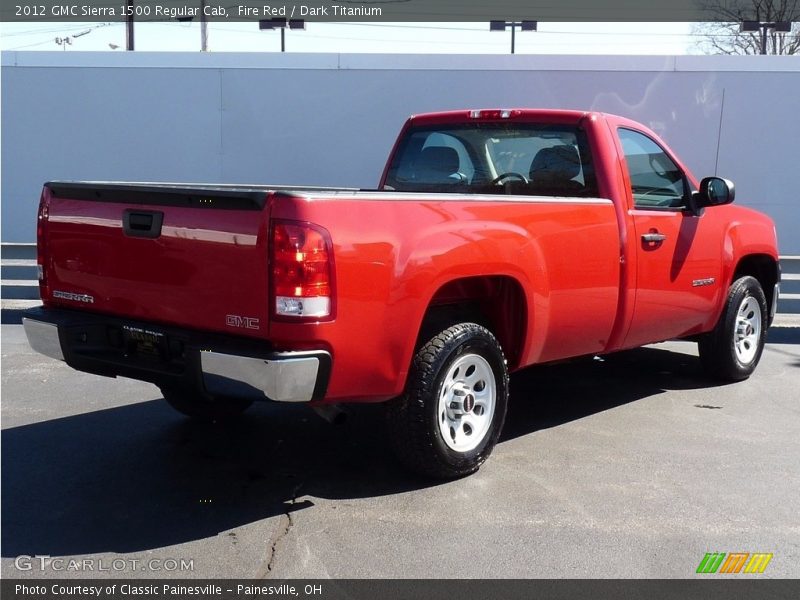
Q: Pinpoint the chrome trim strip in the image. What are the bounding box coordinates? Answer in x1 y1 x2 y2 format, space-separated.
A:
200 351 324 403
22 318 65 361
295 192 614 204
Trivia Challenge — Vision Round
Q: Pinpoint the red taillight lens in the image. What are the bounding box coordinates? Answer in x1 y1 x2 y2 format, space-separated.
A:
271 221 334 319
36 191 50 300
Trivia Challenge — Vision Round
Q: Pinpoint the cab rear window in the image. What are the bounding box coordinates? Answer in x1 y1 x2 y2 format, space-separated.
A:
384 123 598 197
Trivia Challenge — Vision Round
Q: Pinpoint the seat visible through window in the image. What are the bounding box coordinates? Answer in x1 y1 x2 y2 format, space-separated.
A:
528 145 585 196
413 146 465 184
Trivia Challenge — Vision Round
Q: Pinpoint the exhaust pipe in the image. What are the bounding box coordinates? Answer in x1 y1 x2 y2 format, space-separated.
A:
313 404 348 426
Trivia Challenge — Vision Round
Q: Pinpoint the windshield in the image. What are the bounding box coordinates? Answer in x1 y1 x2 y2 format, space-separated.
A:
384 122 598 197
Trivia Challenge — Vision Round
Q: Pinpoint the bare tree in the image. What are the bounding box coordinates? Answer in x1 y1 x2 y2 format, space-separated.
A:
694 0 800 54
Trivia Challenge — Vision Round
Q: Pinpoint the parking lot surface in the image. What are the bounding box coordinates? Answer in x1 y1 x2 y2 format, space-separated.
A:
2 324 799 578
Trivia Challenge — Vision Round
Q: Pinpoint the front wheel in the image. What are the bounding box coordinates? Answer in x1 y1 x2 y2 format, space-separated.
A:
160 386 253 421
385 323 509 479
698 276 768 381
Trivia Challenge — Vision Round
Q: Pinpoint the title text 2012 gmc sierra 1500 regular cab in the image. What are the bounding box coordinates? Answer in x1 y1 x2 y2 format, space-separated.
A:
24 109 780 478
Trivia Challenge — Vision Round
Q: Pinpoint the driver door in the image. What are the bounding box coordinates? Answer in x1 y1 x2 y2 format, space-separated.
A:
618 128 723 348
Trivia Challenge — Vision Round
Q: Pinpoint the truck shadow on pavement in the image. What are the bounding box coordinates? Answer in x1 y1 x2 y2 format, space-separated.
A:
0 340 782 558
504 342 720 440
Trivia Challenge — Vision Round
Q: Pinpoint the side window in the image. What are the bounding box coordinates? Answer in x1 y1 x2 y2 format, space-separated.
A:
618 128 687 209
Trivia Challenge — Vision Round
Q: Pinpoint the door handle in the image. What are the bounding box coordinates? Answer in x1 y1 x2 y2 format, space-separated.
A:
123 209 164 239
642 232 667 243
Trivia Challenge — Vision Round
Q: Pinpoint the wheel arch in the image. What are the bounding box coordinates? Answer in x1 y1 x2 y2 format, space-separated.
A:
732 253 779 324
415 274 528 370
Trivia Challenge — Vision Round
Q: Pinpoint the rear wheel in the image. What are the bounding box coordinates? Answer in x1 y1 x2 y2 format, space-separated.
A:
386 323 509 479
160 386 253 421
698 276 767 381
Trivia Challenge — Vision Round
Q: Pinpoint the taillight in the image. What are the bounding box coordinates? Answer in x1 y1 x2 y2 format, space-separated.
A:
271 220 334 320
36 190 50 301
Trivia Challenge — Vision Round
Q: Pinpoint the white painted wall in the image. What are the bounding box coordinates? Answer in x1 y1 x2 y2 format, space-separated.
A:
2 52 798 251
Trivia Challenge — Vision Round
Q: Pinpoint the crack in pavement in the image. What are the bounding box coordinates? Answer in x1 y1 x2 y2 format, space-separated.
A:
256 481 303 578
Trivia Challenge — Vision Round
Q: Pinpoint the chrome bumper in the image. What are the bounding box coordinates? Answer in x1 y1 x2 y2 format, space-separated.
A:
23 317 65 361
200 350 326 403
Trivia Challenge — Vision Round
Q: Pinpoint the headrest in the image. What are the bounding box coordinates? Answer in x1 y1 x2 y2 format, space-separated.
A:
417 146 460 175
530 145 581 181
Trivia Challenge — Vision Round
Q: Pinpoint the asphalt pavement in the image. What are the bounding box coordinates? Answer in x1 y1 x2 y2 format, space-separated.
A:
2 323 799 579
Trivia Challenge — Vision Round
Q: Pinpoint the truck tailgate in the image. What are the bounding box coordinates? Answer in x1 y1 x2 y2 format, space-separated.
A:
41 182 270 338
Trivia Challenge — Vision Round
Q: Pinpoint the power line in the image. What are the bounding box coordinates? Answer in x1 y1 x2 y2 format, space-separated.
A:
335 22 759 38
9 21 772 53
4 22 119 50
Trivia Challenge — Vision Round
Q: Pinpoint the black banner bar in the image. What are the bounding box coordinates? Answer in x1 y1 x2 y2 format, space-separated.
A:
3 580 800 600
0 0 785 23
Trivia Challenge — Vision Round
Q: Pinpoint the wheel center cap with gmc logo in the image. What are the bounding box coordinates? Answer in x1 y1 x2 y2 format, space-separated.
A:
463 394 475 413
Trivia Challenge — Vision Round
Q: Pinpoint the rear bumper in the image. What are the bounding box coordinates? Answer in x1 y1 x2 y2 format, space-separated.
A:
199 350 325 403
23 318 65 361
22 307 330 403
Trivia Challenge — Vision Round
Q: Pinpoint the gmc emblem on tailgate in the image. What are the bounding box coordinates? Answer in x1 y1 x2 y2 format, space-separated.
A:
225 314 260 330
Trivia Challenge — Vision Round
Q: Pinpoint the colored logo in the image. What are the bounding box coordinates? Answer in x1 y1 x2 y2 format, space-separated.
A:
696 552 773 574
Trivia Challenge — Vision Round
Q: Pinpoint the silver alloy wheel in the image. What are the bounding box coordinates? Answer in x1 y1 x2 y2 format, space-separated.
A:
437 353 496 452
734 295 761 364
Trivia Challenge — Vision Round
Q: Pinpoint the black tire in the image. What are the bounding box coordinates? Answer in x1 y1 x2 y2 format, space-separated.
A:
386 323 509 479
160 386 253 421
698 275 768 381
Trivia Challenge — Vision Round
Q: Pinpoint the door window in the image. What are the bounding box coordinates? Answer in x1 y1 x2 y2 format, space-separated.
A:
618 128 687 209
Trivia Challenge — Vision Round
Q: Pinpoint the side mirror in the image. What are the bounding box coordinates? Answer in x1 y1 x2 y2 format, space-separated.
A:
695 177 735 208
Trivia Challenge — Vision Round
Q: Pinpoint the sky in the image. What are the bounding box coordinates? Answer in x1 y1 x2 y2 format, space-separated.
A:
0 21 702 54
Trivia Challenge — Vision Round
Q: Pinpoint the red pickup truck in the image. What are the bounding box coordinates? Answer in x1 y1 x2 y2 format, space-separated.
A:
24 109 780 478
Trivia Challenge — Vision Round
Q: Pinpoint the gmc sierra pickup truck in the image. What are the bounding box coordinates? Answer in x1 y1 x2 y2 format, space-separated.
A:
24 109 780 478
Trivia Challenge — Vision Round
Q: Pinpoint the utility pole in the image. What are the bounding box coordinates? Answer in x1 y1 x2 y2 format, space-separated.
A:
176 3 208 51
490 20 537 54
126 0 134 50
200 0 208 51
